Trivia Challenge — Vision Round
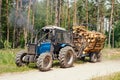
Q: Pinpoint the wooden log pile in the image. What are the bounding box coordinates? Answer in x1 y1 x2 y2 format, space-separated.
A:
73 26 106 54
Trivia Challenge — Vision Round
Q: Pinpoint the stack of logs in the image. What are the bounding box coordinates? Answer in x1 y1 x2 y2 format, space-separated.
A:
73 26 106 54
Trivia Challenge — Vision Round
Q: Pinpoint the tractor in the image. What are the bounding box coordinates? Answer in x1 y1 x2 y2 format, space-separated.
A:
15 26 76 71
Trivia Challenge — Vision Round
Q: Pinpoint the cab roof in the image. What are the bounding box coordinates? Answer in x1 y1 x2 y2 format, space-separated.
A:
42 25 66 31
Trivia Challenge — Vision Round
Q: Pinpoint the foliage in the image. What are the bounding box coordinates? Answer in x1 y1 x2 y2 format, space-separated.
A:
101 48 120 60
34 1 46 30
0 39 4 49
3 40 12 49
114 21 120 48
0 49 31 74
0 0 120 48
77 0 86 24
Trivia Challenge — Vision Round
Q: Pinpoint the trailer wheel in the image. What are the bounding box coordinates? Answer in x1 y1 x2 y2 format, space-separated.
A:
97 52 102 62
90 53 97 63
59 46 76 68
37 53 52 71
15 51 28 67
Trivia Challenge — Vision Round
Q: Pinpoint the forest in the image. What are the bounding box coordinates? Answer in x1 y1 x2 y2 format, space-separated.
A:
0 0 120 49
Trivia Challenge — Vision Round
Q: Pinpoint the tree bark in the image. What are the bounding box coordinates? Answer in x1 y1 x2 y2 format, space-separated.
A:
31 11 34 43
61 0 64 27
108 0 114 48
101 15 104 33
0 0 2 38
55 0 61 26
112 27 114 48
73 0 77 26
13 0 18 48
55 0 58 26
59 0 61 27
50 0 53 24
6 0 9 46
97 0 100 32
46 0 49 25
67 0 70 30
24 0 31 48
85 0 88 29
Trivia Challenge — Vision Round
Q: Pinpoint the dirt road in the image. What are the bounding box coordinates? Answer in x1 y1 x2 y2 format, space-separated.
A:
0 60 120 80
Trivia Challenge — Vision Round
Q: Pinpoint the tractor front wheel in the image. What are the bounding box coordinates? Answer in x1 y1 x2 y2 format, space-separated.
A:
36 53 52 71
15 51 28 67
59 46 76 68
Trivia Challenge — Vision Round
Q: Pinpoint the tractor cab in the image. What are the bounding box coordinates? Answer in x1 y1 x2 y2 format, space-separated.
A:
28 26 71 55
41 26 71 44
40 26 72 54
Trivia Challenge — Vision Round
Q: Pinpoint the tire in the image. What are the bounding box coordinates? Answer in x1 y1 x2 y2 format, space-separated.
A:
15 51 28 67
36 53 52 71
90 53 97 63
59 46 76 68
97 52 102 62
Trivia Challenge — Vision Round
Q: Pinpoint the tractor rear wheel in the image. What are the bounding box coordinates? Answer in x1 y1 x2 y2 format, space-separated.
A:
59 46 76 68
15 51 28 67
90 53 97 63
36 53 52 71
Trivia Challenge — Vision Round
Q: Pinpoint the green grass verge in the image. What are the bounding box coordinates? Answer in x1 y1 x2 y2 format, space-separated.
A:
0 49 32 74
101 48 120 60
92 72 120 80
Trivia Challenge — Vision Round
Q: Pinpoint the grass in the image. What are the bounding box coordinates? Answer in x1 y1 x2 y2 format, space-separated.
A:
0 49 32 74
92 72 120 80
101 48 120 60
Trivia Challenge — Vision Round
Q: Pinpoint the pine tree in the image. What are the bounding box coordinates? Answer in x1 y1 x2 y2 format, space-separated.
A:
108 0 114 48
0 0 2 38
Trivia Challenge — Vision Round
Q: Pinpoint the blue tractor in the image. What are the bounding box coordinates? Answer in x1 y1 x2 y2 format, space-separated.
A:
15 26 76 71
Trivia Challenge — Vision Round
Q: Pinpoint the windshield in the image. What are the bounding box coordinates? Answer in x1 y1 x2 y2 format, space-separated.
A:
38 29 53 42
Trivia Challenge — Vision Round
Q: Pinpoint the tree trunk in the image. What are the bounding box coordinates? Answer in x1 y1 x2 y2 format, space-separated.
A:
101 15 104 33
112 27 114 48
0 0 2 38
24 0 31 48
31 12 34 43
97 0 100 32
99 1 105 33
67 0 70 30
55 0 58 26
85 0 88 29
6 0 9 46
59 0 61 27
13 0 18 48
46 0 49 25
61 0 65 27
19 0 22 46
50 0 53 24
108 0 114 48
55 0 60 26
73 0 77 26
27 0 31 32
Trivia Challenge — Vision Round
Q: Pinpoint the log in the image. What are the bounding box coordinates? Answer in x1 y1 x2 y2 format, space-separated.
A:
73 26 106 54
